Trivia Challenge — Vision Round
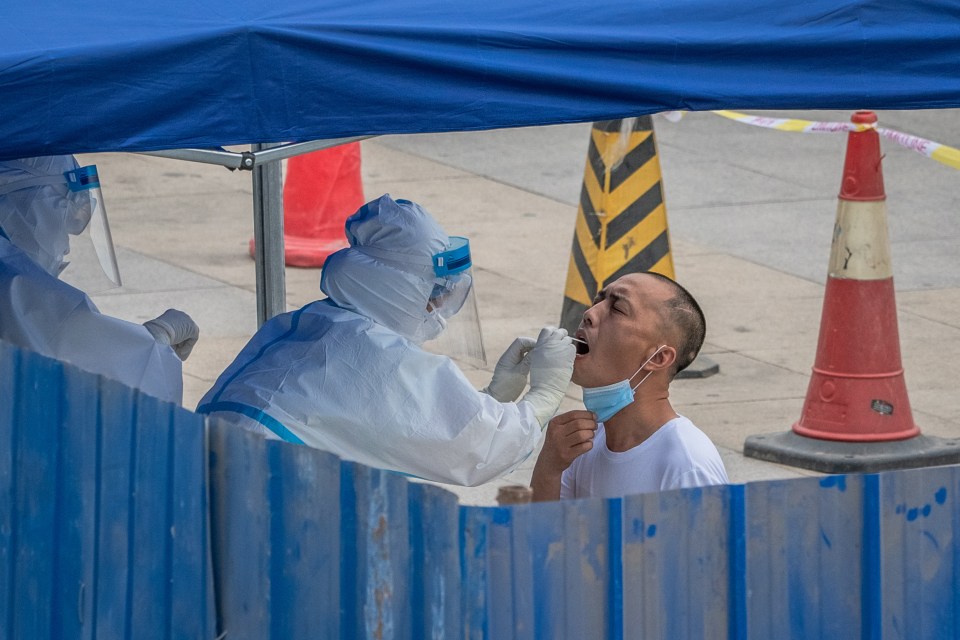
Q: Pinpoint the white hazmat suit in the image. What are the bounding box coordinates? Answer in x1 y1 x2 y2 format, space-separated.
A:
0 155 196 404
199 194 574 486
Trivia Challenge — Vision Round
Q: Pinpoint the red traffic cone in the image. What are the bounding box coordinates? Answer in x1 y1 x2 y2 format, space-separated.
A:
248 142 365 267
793 110 917 442
744 111 960 472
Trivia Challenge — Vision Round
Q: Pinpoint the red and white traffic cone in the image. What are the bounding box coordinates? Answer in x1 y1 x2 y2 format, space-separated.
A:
248 142 365 267
744 111 960 472
793 110 917 442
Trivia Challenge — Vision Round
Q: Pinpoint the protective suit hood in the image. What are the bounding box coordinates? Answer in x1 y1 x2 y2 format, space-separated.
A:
320 194 449 343
0 156 81 276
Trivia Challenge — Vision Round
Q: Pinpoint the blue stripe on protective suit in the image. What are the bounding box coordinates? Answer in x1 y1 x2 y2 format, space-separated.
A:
198 400 306 445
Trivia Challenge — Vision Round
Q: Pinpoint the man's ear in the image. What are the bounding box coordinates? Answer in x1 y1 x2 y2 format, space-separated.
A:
648 345 676 372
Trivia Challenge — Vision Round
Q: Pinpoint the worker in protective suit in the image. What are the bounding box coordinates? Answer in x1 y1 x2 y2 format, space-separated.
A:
0 155 199 405
199 194 575 486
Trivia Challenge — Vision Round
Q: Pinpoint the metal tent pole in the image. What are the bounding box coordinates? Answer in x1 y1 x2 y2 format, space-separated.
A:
251 142 286 325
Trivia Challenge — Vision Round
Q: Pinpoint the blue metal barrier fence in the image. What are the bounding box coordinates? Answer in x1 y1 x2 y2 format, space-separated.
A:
2 340 958 639
0 342 214 639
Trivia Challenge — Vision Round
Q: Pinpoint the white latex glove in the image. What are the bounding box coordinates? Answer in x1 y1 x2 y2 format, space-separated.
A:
144 308 200 361
520 326 575 428
482 336 537 402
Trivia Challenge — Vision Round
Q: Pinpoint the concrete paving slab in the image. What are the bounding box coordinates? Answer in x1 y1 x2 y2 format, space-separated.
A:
363 175 578 282
670 251 827 302
362 140 471 184
888 239 960 290
105 189 258 290
911 409 960 439
679 395 808 455
91 283 257 339
669 350 809 408
669 236 716 258
705 297 823 354
82 153 258 290
716 445 815 483
899 288 960 329
734 346 819 378
95 247 232 295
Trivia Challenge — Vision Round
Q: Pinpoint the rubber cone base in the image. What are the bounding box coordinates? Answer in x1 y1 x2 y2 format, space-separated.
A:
744 430 960 474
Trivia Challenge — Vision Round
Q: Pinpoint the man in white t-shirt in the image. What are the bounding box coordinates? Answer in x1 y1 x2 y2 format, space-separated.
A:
531 272 728 501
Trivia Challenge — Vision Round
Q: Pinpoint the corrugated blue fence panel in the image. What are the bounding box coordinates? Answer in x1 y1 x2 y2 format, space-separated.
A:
461 497 614 639
209 420 342 640
0 344 12 640
522 501 572 639
95 377 137 637
408 482 461 639
208 421 270 638
341 461 412 639
268 439 342 638
7 345 60 640
743 475 866 639
622 484 731 639
0 341 214 640
168 401 215 639
565 498 614 638
210 419 465 640
56 348 99 640
879 466 960 640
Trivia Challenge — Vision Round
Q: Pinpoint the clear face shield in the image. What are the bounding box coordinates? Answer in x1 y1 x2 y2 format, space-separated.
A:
0 164 121 292
422 236 487 367
58 166 121 292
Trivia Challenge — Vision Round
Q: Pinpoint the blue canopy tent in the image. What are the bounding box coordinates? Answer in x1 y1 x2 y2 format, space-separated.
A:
4 0 960 319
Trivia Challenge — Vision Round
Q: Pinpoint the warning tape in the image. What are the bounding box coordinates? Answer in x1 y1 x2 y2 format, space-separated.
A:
663 110 960 172
876 128 960 172
712 110 870 134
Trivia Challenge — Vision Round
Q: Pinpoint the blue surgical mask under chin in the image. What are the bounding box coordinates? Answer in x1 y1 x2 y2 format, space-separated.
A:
581 346 666 423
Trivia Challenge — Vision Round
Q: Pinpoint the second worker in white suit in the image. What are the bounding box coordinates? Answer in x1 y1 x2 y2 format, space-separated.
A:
199 194 575 486
0 155 198 404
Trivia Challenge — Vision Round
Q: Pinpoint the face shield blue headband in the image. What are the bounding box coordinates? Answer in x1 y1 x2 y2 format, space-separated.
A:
581 345 667 423
429 236 472 317
420 235 487 365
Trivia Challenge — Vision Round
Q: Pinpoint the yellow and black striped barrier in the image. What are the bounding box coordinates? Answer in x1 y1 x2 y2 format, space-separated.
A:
560 116 673 328
560 116 718 378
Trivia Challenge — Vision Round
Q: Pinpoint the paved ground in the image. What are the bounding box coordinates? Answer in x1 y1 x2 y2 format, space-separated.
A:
82 108 960 505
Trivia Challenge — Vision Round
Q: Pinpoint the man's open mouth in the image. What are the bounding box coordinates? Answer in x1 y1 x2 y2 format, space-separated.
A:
573 334 590 356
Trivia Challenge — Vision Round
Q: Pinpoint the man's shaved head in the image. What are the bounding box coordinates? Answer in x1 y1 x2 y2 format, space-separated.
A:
642 272 706 376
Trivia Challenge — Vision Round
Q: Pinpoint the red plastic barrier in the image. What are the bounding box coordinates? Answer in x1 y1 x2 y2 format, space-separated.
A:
249 142 364 267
